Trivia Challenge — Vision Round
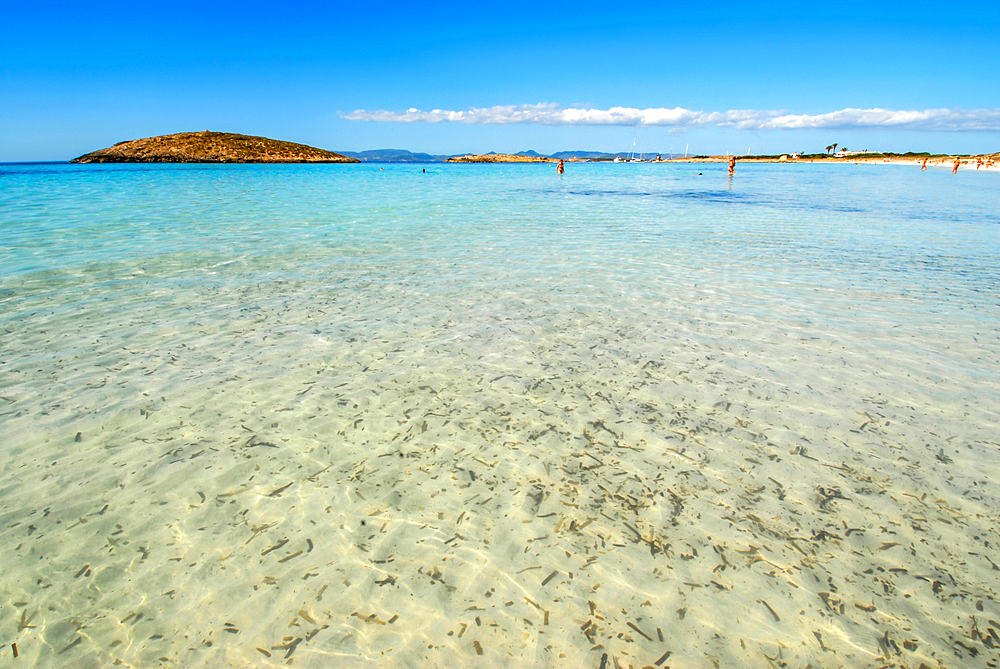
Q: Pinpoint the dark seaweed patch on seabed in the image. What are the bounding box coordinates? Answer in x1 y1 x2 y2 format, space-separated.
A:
798 201 867 213
533 187 758 204
670 189 757 204
621 188 870 213
0 167 71 177
525 185 995 223
0 163 218 178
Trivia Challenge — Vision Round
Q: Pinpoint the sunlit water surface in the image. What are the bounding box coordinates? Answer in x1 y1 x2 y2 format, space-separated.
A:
1 162 999 668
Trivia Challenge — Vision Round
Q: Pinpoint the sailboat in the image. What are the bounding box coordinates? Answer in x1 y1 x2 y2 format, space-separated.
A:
613 140 643 163
626 140 644 163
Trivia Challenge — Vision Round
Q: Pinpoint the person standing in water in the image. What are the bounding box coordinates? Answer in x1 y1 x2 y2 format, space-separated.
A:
728 156 736 175
556 160 565 174
952 157 961 174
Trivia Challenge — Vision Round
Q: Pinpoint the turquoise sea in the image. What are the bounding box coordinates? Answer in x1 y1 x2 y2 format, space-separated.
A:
1 161 998 668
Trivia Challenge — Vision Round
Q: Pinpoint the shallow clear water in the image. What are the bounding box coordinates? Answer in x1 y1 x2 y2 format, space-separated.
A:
1 161 999 668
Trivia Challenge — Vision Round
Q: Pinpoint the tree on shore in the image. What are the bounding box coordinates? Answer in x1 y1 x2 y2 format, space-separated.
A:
825 143 838 155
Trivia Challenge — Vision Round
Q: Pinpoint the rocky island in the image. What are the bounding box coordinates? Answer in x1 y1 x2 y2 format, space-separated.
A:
71 131 358 163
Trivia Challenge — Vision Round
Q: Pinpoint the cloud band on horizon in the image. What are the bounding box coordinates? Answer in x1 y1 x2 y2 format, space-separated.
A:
342 104 1000 132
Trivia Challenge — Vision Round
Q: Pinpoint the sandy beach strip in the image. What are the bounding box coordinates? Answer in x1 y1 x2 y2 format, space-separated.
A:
666 154 999 170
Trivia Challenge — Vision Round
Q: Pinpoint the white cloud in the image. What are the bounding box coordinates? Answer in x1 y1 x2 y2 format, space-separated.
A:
755 108 1000 131
341 104 1000 132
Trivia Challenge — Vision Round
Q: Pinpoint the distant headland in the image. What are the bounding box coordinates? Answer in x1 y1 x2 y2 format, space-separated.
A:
68 134 997 167
71 131 358 164
448 154 563 163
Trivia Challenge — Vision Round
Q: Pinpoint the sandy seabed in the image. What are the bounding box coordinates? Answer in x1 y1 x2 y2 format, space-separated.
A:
2 244 999 669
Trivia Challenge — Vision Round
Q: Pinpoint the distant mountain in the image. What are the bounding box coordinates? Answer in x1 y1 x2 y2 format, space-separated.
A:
336 148 681 162
488 149 653 160
550 150 628 160
550 151 679 161
336 149 450 162
447 154 557 163
470 150 682 162
338 149 680 163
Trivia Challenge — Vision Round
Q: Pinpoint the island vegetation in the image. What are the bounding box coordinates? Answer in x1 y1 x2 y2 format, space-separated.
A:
72 131 358 164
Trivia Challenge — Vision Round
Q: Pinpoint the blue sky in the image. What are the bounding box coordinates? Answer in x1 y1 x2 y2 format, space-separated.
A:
2 0 998 160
